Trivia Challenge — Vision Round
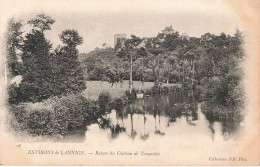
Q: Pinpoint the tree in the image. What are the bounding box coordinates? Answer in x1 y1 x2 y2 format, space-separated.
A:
193 47 207 84
136 47 148 84
126 35 142 47
184 51 195 87
59 29 83 47
15 14 57 103
28 13 55 33
6 18 24 104
147 48 163 85
158 27 182 51
116 34 142 93
105 67 120 87
165 55 176 84
52 29 86 95
6 18 23 79
102 43 107 48
8 14 58 103
199 30 245 110
20 29 54 102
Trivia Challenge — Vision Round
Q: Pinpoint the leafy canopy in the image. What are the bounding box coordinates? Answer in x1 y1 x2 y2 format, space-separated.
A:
28 13 55 33
60 29 83 47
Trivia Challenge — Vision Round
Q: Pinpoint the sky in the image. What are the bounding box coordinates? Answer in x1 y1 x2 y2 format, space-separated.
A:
13 0 242 53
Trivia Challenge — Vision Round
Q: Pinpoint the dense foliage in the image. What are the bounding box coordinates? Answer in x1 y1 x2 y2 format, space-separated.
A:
7 14 86 104
6 14 90 138
8 93 99 138
6 18 23 78
6 15 245 138
20 29 54 102
80 26 245 113
51 29 86 95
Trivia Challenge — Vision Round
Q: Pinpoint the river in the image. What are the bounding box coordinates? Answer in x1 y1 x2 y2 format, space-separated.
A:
63 90 242 143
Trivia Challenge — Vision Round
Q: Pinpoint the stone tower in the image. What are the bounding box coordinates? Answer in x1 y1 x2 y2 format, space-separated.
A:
114 34 127 48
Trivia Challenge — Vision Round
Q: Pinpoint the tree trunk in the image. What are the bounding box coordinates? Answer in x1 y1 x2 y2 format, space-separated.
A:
142 57 144 85
130 104 134 134
153 59 156 85
157 54 160 85
192 60 194 87
178 67 181 83
129 51 133 93
183 64 185 84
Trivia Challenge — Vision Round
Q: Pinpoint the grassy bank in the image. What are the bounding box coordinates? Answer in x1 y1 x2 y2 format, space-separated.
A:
83 80 181 100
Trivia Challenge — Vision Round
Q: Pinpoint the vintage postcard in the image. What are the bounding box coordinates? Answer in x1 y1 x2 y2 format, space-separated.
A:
0 0 259 165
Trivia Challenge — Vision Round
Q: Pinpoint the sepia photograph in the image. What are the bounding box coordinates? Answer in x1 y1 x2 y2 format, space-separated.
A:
0 0 259 165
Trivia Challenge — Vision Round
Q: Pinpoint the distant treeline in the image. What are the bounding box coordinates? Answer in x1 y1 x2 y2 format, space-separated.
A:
80 27 244 108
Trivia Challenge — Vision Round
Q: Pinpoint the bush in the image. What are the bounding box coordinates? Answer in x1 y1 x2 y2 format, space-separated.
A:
201 101 244 122
8 105 65 137
8 93 99 138
162 86 169 93
150 85 160 94
26 109 62 136
97 92 112 114
124 88 137 103
50 93 99 129
111 98 124 111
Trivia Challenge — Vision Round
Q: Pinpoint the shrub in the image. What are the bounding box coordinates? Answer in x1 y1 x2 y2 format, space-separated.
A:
8 105 64 137
162 86 169 93
50 93 98 129
8 93 99 138
124 88 137 103
26 109 62 136
97 92 112 114
150 85 160 94
201 101 244 122
111 97 124 111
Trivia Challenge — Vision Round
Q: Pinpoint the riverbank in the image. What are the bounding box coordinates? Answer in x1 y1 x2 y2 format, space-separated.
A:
83 80 182 100
6 81 243 141
201 101 244 122
6 82 183 140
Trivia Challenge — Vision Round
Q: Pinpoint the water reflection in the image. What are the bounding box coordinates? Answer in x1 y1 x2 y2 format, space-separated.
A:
64 91 242 142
